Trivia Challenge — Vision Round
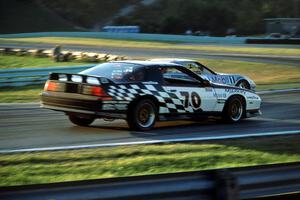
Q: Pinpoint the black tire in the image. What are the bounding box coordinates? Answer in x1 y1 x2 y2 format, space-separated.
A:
222 97 245 123
68 115 95 126
236 80 250 90
127 99 157 131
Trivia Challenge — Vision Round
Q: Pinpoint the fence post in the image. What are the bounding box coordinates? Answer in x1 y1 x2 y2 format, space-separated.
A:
214 169 239 200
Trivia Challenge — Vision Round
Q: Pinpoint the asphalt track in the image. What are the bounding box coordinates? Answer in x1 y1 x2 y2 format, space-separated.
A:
2 43 300 67
0 91 299 152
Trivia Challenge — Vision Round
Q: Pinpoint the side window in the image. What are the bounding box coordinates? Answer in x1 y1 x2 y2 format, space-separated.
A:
162 67 198 86
127 68 145 82
201 66 213 75
195 63 213 75
144 68 164 84
183 62 213 75
185 62 202 74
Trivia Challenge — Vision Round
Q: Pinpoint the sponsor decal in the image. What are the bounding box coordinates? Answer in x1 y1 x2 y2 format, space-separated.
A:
102 104 114 110
214 93 227 98
115 104 128 110
205 87 213 92
142 81 158 84
217 99 226 103
102 104 128 110
210 76 229 84
225 88 246 94
247 96 259 100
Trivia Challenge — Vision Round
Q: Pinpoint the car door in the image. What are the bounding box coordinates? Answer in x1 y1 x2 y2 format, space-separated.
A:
162 67 218 113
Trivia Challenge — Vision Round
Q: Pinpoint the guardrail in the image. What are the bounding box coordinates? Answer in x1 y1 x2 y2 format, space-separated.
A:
246 38 300 44
0 162 299 200
0 65 94 87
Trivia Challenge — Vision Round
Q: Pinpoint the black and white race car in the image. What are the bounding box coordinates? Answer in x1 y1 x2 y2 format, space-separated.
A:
41 61 261 131
149 58 256 90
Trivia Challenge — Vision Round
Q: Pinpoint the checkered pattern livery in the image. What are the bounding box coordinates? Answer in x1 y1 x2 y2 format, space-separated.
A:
106 83 193 114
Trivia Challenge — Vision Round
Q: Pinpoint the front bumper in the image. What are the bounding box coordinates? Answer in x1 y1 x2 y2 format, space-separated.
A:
246 109 262 118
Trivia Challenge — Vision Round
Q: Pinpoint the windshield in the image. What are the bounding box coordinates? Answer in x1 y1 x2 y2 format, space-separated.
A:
80 62 145 82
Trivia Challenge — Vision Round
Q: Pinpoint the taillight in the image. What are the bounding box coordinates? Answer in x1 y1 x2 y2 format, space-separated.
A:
91 86 107 96
44 81 57 91
83 85 112 100
44 81 64 92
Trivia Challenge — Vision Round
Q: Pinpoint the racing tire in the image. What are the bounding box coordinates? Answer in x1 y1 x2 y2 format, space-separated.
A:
68 115 95 126
127 99 157 131
237 80 250 90
222 97 245 123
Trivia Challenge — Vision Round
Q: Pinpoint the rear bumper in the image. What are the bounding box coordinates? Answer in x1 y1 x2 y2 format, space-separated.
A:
41 92 102 111
40 92 126 119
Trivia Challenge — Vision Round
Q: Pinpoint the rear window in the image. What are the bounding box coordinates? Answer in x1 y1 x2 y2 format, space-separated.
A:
80 63 145 83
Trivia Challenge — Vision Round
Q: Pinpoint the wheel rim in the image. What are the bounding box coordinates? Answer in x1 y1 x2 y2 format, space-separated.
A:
137 103 155 128
238 81 248 89
230 99 243 121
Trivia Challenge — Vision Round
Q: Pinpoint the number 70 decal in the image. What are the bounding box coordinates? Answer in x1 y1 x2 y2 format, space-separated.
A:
180 91 201 109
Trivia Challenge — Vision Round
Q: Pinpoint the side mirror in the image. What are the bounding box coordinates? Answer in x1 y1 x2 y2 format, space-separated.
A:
202 80 211 87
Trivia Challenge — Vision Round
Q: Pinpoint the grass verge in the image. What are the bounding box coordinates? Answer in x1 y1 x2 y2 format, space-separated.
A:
0 85 43 103
1 37 300 56
0 55 87 69
1 135 300 186
200 59 300 85
2 83 300 103
0 58 299 103
256 83 300 91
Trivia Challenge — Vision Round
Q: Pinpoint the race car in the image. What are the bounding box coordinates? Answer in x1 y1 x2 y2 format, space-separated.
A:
40 60 261 131
149 58 256 90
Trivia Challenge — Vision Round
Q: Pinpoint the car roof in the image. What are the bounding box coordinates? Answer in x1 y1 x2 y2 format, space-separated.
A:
111 60 183 67
148 58 197 62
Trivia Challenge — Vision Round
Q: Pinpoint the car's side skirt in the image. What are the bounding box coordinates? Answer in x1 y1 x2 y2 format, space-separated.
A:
158 112 222 121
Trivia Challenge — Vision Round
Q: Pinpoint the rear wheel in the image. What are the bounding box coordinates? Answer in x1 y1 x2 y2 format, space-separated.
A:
127 99 157 131
222 97 245 122
68 115 95 126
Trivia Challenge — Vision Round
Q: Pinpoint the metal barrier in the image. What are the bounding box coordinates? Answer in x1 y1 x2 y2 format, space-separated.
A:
246 38 300 44
0 162 299 200
0 65 94 87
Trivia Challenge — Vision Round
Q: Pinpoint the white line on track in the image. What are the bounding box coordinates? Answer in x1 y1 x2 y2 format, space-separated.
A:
1 130 300 154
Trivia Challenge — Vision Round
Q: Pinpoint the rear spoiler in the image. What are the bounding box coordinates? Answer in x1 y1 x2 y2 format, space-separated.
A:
48 72 114 85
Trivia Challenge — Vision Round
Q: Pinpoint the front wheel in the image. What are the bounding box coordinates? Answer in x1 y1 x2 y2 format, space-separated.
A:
68 115 95 126
237 80 250 90
222 97 245 123
127 99 157 131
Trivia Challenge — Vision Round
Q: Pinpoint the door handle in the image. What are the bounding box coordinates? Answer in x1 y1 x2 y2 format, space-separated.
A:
167 89 177 92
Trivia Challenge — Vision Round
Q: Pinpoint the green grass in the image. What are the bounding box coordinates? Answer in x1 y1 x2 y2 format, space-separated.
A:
256 83 300 91
199 59 300 85
1 135 300 186
2 83 299 104
0 58 299 103
0 55 90 103
1 37 300 56
0 55 88 69
0 85 43 103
